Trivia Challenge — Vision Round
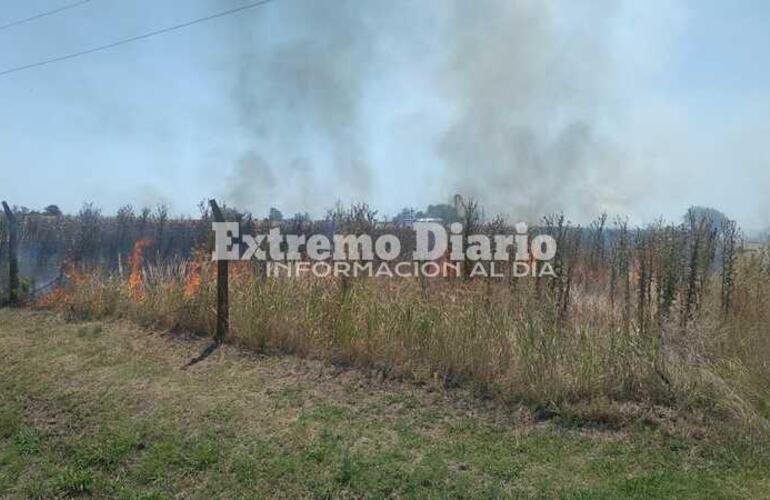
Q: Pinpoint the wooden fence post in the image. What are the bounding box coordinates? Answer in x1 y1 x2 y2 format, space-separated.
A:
1 201 19 306
209 199 229 344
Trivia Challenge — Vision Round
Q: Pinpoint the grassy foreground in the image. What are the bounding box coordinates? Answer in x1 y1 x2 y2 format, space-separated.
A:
0 309 769 498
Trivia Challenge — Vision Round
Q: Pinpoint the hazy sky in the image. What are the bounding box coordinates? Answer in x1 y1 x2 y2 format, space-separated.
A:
1 0 769 228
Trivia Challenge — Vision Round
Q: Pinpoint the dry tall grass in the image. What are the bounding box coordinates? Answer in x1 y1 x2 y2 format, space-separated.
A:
36 213 770 437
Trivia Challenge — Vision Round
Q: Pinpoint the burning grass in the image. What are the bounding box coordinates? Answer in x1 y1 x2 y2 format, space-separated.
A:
32 213 770 440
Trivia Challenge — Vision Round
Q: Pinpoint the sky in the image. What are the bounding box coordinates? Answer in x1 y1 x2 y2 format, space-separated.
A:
0 0 769 229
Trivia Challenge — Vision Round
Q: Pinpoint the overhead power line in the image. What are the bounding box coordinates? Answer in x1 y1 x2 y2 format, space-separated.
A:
0 0 92 31
0 0 276 77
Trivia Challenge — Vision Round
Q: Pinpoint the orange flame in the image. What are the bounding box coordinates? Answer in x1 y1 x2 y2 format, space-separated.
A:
66 263 90 288
184 260 202 297
128 239 152 299
183 247 209 298
34 262 89 309
229 260 251 284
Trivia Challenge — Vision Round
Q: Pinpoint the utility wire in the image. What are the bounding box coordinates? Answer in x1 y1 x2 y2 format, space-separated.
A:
0 0 276 77
0 0 92 31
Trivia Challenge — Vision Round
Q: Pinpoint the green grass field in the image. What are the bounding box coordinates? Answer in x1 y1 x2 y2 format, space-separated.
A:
0 309 768 498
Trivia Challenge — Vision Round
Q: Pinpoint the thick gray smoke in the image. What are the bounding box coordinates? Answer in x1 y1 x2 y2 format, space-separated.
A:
223 0 381 213
437 1 634 221
220 0 663 221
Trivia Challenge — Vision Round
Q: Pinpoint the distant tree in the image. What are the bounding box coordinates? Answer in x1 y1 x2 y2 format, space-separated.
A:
685 206 730 232
116 204 135 221
154 204 170 259
115 205 136 255
325 202 377 233
43 204 62 216
392 207 416 224
74 202 102 262
12 205 33 216
268 207 284 221
138 207 151 234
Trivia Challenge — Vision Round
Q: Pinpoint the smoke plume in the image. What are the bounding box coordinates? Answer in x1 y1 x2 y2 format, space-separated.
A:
223 0 380 213
219 0 678 222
